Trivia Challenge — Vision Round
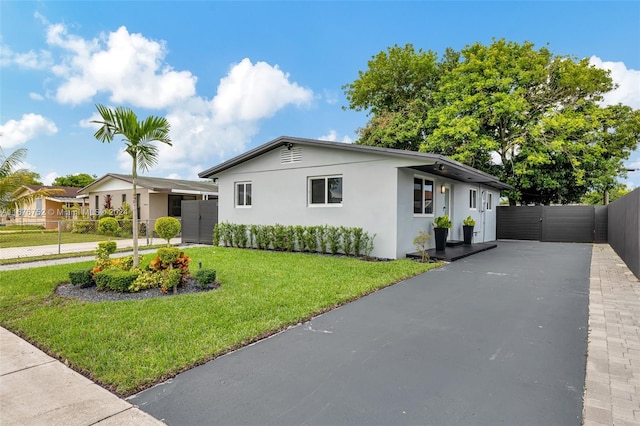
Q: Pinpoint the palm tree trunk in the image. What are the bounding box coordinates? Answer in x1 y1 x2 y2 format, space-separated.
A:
131 165 139 267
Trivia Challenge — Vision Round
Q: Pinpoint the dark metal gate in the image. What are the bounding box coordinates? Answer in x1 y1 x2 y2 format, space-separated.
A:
181 199 218 244
497 205 608 243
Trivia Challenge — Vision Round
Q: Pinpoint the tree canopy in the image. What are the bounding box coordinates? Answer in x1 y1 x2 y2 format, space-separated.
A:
52 173 97 188
343 39 640 205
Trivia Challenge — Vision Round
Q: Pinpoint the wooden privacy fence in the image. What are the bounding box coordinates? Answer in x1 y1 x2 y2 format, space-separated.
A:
496 205 608 243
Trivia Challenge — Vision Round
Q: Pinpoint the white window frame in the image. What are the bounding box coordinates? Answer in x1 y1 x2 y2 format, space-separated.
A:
413 176 434 217
235 181 252 208
487 193 493 211
469 189 478 210
308 175 343 207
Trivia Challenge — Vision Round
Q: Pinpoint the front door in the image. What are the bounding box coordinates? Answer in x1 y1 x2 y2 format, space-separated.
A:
443 185 451 240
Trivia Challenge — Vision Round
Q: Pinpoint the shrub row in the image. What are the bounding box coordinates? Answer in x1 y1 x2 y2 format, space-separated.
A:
213 222 375 257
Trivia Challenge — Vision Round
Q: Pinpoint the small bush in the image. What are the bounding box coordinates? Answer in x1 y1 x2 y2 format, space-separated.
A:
95 269 139 292
110 255 134 271
340 226 354 256
155 217 181 245
327 226 341 255
157 247 180 265
129 270 163 292
98 241 117 255
213 224 221 246
233 224 248 248
194 269 217 288
161 269 182 294
353 227 364 257
69 270 94 288
98 217 119 237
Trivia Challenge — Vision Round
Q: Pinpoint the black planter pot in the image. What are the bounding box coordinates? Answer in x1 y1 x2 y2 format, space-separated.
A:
434 228 449 251
463 225 474 245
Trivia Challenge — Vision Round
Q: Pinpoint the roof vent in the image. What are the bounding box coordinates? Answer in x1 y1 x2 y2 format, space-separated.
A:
281 146 302 164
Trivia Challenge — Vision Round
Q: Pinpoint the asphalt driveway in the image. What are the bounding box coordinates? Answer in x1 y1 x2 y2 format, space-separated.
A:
130 241 591 426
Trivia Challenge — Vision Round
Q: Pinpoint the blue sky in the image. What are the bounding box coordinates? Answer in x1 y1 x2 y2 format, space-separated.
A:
1 1 639 189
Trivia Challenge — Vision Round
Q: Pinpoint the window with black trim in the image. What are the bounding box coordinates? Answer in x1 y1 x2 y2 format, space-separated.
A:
470 189 477 210
487 193 493 211
309 176 342 206
236 182 252 207
413 177 434 215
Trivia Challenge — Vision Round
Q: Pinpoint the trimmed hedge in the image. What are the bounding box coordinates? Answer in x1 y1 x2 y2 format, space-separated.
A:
213 222 375 257
94 269 140 292
69 269 94 288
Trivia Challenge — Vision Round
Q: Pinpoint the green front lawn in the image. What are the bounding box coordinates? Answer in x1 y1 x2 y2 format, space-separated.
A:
0 247 438 396
0 231 126 248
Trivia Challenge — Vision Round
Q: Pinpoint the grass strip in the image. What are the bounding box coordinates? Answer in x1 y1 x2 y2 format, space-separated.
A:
0 246 438 396
0 231 128 248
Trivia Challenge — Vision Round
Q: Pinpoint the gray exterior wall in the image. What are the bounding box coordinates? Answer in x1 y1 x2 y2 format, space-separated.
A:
394 171 498 257
216 144 500 259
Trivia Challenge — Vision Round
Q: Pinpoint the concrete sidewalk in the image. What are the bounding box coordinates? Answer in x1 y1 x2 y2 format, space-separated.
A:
0 237 181 260
583 244 640 426
0 327 165 425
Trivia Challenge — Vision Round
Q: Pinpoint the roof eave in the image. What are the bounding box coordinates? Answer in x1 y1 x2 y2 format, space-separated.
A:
198 136 512 190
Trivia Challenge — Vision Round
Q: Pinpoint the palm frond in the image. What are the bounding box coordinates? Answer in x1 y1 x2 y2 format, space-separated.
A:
0 148 28 179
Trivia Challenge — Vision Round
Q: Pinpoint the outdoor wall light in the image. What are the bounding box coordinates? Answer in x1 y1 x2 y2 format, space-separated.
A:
441 184 446 194
438 164 445 171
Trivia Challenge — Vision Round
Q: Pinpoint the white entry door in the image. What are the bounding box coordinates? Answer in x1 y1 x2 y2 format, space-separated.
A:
443 185 451 240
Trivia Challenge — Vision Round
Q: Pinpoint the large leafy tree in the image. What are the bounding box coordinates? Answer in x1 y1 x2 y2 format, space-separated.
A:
92 105 172 266
344 39 640 205
0 147 63 213
52 173 97 188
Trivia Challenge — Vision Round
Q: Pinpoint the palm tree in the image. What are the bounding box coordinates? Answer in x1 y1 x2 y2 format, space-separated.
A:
92 105 172 266
0 147 64 215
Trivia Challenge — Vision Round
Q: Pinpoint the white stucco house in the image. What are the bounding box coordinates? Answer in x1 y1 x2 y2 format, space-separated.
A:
199 136 511 259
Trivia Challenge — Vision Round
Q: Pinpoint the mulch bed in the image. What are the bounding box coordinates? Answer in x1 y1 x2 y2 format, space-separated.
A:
56 278 219 302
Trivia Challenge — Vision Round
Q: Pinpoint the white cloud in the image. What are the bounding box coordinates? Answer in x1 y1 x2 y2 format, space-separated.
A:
19 18 315 179
590 56 640 108
42 172 59 186
43 22 196 108
212 58 313 124
318 130 353 144
78 112 103 129
0 44 53 69
117 60 315 179
0 113 58 149
29 92 44 101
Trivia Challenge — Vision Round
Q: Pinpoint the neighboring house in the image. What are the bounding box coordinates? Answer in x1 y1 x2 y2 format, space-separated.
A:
199 136 511 259
77 174 218 221
8 185 87 229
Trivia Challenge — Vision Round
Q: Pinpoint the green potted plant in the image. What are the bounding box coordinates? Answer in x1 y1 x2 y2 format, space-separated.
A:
462 215 476 245
433 215 452 251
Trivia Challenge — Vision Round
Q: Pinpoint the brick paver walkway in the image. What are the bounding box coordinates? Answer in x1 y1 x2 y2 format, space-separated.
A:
584 244 640 425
